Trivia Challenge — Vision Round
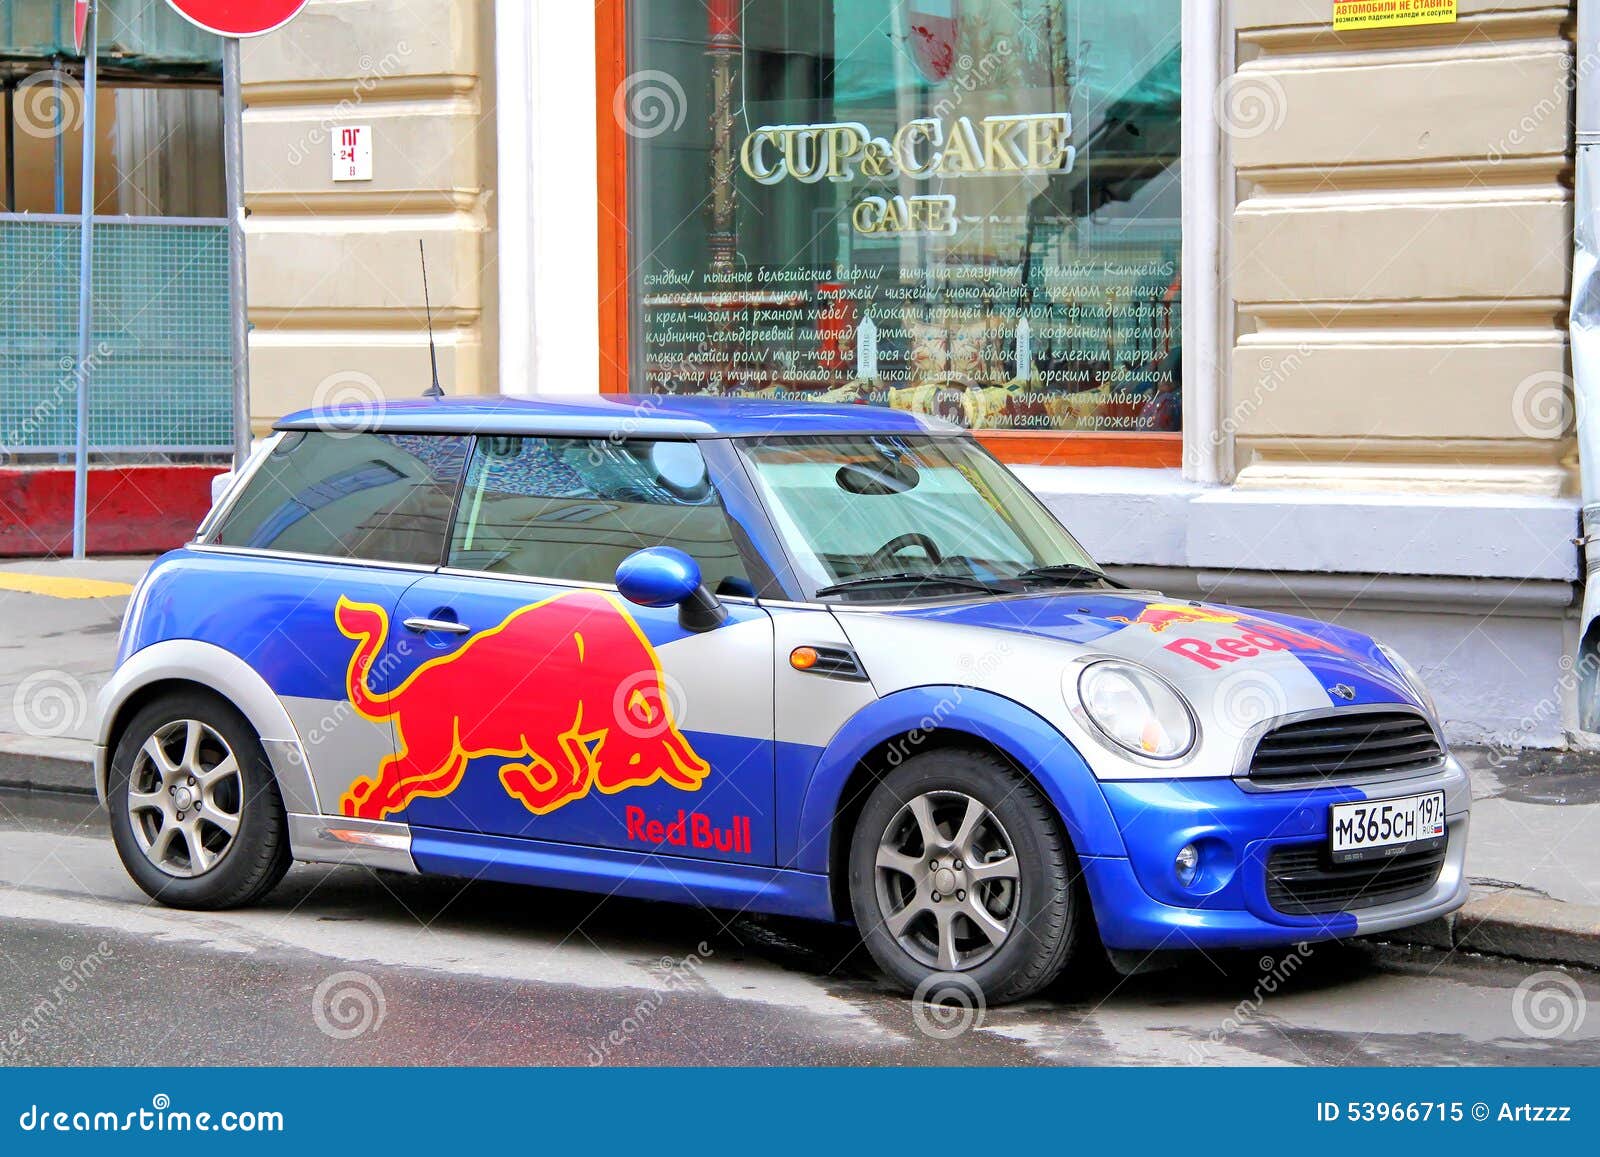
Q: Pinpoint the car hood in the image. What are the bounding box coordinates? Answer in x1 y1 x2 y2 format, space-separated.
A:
874 589 1423 716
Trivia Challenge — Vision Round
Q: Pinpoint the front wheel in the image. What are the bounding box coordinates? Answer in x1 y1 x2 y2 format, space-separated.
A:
848 749 1082 1005
107 691 291 909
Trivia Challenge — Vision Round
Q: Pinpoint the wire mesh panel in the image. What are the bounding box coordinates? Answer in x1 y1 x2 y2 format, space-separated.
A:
0 215 232 454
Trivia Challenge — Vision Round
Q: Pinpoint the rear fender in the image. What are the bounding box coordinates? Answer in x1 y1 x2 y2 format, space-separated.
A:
95 639 317 815
790 686 1125 875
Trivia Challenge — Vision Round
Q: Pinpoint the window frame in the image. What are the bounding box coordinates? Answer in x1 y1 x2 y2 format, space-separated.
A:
593 0 1187 471
197 429 472 569
438 433 784 599
196 428 795 596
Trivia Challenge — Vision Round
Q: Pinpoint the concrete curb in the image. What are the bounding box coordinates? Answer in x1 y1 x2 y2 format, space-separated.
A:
1368 887 1600 971
0 739 1596 974
0 734 96 796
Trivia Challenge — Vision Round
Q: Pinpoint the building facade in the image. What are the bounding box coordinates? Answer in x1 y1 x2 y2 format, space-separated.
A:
239 0 1582 748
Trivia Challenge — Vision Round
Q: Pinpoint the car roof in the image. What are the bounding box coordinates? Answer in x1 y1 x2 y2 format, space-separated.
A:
275 393 966 439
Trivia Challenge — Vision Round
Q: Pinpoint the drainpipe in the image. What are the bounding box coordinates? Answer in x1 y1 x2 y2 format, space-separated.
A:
1573 0 1600 730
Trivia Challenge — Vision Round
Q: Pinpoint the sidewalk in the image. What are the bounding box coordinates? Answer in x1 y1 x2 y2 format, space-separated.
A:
1404 749 1600 968
0 557 146 792
0 556 1596 971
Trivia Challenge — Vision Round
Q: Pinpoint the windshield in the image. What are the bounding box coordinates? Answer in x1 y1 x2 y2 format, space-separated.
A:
738 434 1107 601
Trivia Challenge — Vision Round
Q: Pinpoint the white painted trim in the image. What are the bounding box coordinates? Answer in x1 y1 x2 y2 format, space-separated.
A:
494 0 534 395
532 4 601 395
1180 0 1225 484
495 2 603 396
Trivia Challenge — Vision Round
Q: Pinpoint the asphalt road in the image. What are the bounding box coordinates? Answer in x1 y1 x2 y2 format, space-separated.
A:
1 788 1597 1067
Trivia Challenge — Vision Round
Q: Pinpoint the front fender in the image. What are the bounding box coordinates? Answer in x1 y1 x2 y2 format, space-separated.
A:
95 638 317 815
789 686 1125 874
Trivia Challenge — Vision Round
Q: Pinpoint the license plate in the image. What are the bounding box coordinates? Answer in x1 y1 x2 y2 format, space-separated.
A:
1329 791 1446 864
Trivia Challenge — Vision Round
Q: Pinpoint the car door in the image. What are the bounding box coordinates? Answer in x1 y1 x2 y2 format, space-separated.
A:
361 434 777 864
201 429 470 815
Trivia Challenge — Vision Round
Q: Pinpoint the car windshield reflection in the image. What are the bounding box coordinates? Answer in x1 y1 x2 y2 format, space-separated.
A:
738 434 1112 601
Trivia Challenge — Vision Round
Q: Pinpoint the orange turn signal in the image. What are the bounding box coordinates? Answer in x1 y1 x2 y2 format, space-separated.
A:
790 646 820 671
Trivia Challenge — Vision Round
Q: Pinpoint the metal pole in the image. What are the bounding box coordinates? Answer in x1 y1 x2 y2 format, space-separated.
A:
53 56 65 214
71 2 98 560
223 38 251 470
4 80 15 211
1572 0 1600 730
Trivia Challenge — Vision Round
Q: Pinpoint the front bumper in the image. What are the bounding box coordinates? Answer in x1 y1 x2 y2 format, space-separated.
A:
1081 757 1470 951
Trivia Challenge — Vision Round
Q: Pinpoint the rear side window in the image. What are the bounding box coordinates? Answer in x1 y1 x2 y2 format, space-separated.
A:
447 436 753 594
209 431 468 565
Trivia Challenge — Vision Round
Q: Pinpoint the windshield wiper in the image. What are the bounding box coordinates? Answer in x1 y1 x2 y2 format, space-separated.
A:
814 571 1005 598
1015 563 1127 589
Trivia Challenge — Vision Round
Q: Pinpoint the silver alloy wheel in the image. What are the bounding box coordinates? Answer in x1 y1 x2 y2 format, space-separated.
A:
125 719 243 879
873 790 1020 971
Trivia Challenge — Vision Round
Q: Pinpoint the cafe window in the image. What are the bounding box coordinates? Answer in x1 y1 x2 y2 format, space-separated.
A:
606 0 1182 462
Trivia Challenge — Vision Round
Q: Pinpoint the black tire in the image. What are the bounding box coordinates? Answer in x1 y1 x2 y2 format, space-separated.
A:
107 691 291 909
848 748 1082 1005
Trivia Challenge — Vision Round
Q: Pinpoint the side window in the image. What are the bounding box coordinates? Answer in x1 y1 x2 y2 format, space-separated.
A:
210 432 468 565
447 436 753 595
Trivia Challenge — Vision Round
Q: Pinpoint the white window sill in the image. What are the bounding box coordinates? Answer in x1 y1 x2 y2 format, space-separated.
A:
1014 466 1580 583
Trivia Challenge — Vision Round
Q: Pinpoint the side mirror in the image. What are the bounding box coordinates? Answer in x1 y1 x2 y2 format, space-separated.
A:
615 547 727 632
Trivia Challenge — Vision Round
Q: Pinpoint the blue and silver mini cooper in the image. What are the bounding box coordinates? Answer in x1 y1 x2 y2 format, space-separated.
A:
100 396 1467 1003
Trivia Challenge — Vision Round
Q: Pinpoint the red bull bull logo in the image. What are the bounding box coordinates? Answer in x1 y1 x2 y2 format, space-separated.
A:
334 591 709 820
1110 602 1243 634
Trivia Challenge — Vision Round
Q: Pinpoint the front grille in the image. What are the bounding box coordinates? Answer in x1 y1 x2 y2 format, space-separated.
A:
1248 711 1442 783
1265 841 1447 915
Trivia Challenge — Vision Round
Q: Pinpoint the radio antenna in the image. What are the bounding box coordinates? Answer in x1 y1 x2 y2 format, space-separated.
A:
419 239 444 398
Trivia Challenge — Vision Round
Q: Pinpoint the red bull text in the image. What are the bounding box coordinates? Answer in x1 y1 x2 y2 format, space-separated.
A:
334 591 710 820
624 807 753 855
1163 620 1345 669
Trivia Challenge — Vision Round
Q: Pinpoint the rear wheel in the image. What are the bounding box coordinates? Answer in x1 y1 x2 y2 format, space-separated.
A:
848 748 1082 1005
107 692 291 909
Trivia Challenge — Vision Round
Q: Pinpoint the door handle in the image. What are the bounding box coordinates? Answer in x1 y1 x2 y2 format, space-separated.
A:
403 617 471 635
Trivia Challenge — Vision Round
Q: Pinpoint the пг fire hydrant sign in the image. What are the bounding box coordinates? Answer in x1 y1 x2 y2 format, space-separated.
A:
1334 0 1456 30
332 125 372 182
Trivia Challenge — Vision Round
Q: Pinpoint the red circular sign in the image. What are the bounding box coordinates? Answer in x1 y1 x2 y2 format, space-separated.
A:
165 0 310 38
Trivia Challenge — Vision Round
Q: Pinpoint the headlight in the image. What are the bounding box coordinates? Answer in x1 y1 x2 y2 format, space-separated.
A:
1377 643 1438 719
1074 661 1196 761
